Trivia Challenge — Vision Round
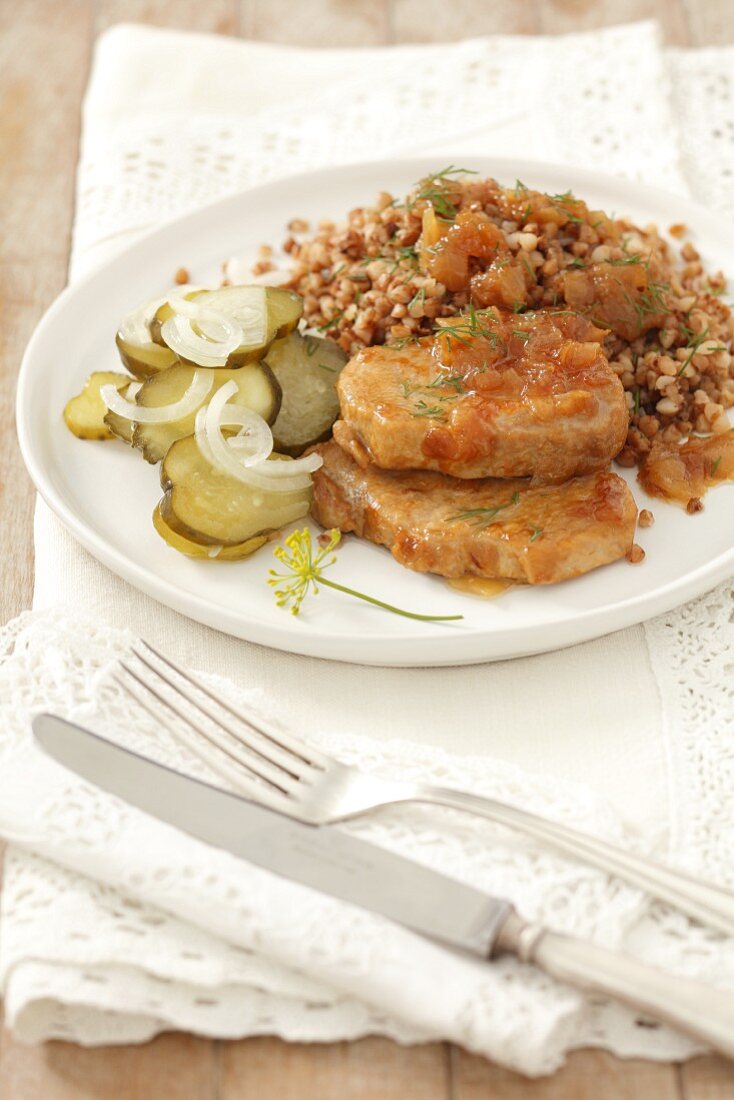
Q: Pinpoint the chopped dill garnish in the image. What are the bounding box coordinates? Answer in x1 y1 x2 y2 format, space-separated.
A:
511 329 530 341
425 165 477 182
400 380 419 398
389 334 419 350
448 491 521 528
426 373 467 393
568 258 586 269
359 244 418 273
410 165 476 220
519 254 536 284
317 363 338 373
551 190 584 224
711 456 722 477
434 305 502 348
676 324 712 378
408 286 426 312
621 278 670 328
412 400 446 420
632 388 641 416
607 253 645 267
316 311 345 332
305 336 319 356
529 525 543 542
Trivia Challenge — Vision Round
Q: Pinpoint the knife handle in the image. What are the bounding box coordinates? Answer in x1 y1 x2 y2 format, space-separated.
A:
496 911 734 1058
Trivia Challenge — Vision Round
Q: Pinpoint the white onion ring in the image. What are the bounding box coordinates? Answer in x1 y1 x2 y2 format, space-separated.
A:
118 286 205 347
125 382 143 400
204 383 273 470
100 371 213 423
161 313 243 368
118 294 168 347
194 383 317 493
249 449 323 478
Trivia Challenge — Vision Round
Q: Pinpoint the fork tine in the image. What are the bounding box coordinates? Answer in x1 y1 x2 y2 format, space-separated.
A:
116 658 297 796
134 639 329 771
111 668 291 813
126 646 309 783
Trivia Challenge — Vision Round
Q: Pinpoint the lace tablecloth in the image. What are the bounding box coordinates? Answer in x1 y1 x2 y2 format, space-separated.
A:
3 20 733 1075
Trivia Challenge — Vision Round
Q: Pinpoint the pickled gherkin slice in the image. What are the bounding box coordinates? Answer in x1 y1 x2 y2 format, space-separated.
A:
64 371 132 441
104 408 135 445
115 333 177 380
158 435 310 548
132 361 281 464
156 286 303 368
150 288 207 346
152 503 268 560
266 331 348 456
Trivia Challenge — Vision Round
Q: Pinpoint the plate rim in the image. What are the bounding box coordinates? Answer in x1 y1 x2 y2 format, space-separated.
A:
17 155 734 666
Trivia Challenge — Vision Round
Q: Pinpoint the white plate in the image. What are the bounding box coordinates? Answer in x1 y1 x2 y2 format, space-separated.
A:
17 157 734 666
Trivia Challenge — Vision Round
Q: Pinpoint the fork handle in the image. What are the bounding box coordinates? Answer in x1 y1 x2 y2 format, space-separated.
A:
414 785 734 937
496 911 734 1058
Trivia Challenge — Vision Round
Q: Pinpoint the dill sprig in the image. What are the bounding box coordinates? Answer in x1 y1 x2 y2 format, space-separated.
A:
426 373 467 393
360 244 418 273
316 310 345 333
551 189 584 224
435 304 503 349
410 165 477 221
447 491 521 528
269 528 463 622
674 325 725 377
411 400 446 420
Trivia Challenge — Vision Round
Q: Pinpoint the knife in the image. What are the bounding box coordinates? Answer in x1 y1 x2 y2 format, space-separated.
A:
32 714 734 1058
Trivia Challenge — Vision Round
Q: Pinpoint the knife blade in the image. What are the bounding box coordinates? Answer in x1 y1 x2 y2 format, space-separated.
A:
31 713 734 1059
32 713 510 954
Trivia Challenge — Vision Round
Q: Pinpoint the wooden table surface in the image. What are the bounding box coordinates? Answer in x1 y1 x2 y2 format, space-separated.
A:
1 0 733 1096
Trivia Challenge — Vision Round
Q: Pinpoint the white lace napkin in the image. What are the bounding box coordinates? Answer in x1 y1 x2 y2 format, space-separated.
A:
7 20 734 1075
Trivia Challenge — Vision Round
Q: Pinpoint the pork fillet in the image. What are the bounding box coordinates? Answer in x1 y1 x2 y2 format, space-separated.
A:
311 440 637 585
334 310 628 483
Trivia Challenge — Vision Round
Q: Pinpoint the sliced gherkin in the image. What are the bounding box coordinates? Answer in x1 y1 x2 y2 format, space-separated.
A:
152 503 268 560
64 371 132 441
156 286 303 368
115 332 178 380
266 331 348 456
132 361 281 464
159 435 311 547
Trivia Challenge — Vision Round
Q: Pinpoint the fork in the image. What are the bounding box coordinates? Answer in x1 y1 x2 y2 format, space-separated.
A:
114 639 734 937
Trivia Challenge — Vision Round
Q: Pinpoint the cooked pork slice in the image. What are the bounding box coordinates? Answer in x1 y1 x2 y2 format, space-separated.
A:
335 310 628 483
311 440 637 585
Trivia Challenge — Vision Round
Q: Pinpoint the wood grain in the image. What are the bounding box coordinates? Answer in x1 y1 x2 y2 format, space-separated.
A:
0 0 94 621
535 0 691 44
96 0 238 36
3 1 734 1098
391 0 539 42
684 1 734 46
681 1055 734 1100
454 1049 681 1099
0 1030 218 1100
241 0 390 46
220 1037 450 1099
